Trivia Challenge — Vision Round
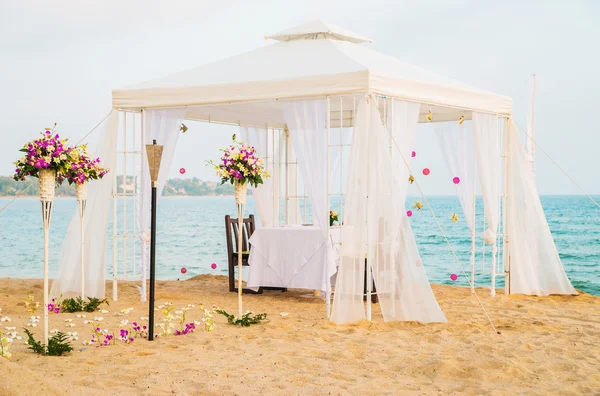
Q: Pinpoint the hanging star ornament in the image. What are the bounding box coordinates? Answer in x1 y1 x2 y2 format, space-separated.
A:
458 116 465 126
413 201 424 211
180 124 188 133
427 110 433 122
408 175 415 184
451 213 459 223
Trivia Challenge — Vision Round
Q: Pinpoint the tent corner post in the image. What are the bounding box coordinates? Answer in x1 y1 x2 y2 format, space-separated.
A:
325 96 331 319
503 118 511 295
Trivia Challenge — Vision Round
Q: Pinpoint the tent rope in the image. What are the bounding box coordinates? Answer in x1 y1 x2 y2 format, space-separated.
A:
512 119 599 209
0 182 35 214
383 113 500 334
0 110 114 216
75 109 114 145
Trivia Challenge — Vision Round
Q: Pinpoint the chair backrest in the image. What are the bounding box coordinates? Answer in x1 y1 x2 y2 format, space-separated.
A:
225 214 255 256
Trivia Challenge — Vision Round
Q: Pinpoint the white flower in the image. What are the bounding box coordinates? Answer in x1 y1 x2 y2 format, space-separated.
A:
175 310 183 315
100 310 109 314
66 323 76 328
279 312 289 317
140 316 148 321
0 317 11 323
64 319 73 323
76 314 86 318
16 336 22 340
93 317 104 322
119 320 129 327
83 320 90 324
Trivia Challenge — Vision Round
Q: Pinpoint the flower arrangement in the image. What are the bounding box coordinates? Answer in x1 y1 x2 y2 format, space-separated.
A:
47 294 63 314
63 144 108 185
208 134 270 188
0 331 13 359
199 305 216 332
23 295 40 313
13 127 74 182
84 322 115 347
330 210 339 226
175 322 196 336
13 127 109 187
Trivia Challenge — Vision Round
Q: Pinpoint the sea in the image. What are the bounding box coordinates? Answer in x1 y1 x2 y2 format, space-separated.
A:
0 195 598 296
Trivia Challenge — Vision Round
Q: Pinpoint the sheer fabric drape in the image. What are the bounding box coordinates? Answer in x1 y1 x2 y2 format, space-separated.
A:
505 120 576 295
472 112 501 294
138 109 186 300
434 121 476 285
51 111 119 298
239 126 282 227
434 122 475 229
331 98 446 324
284 100 328 232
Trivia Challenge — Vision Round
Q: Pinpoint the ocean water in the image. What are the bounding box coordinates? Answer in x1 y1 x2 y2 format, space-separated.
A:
0 195 598 296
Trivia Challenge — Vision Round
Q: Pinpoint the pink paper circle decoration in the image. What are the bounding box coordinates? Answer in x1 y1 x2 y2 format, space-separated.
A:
453 177 460 184
422 168 430 176
179 168 186 174
411 151 416 158
406 210 413 217
211 263 217 270
181 267 187 274
450 273 458 281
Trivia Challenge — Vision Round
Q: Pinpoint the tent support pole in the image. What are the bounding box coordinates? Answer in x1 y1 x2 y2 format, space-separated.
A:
365 95 372 321
140 109 147 302
123 112 127 281
325 96 331 319
503 118 511 295
471 129 477 293
112 112 119 301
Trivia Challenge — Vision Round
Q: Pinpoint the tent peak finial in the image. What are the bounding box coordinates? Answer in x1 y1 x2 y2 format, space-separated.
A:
266 19 373 44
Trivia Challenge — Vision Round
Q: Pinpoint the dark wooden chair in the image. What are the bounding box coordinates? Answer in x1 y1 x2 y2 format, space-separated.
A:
364 259 378 304
225 214 286 294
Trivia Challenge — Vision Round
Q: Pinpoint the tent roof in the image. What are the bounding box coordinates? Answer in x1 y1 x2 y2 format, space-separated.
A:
112 20 512 119
265 19 373 44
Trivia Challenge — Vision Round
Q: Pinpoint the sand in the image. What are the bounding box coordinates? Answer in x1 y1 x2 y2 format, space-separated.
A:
0 276 598 395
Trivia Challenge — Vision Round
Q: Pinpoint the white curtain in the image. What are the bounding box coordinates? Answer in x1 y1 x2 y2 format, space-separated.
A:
472 112 501 295
139 109 186 300
434 121 477 287
239 126 283 227
51 111 119 299
283 100 328 232
505 120 576 295
434 122 475 229
331 98 446 324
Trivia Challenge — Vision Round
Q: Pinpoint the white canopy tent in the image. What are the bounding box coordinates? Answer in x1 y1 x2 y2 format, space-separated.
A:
51 20 576 324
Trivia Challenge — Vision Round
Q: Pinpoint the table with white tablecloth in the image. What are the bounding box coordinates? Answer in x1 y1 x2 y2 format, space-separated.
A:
246 226 338 292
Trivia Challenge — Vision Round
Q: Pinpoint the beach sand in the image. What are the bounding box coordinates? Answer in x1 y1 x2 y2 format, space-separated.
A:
0 276 598 395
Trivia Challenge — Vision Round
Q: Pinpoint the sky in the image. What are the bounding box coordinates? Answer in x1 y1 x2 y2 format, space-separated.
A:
1 0 598 195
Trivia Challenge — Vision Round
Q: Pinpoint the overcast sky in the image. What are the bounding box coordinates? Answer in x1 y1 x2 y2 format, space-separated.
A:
1 0 598 195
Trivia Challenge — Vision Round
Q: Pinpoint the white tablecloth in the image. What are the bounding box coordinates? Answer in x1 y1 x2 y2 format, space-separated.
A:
247 226 337 292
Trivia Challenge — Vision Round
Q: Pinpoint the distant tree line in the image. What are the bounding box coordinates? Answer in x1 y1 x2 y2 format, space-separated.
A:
0 175 242 197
